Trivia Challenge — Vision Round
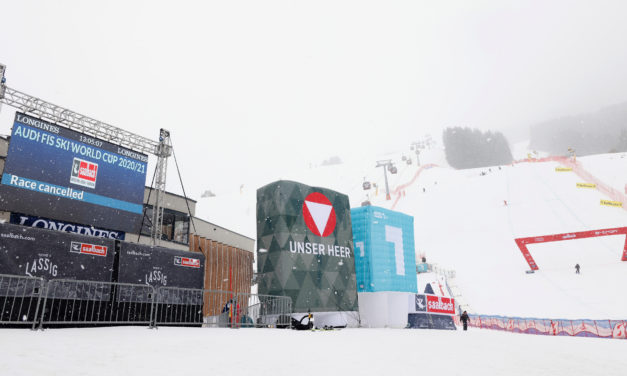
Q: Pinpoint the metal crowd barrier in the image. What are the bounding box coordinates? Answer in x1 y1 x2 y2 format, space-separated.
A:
153 287 293 329
39 279 155 328
0 274 45 330
0 274 293 330
232 292 293 329
153 286 206 327
198 289 240 328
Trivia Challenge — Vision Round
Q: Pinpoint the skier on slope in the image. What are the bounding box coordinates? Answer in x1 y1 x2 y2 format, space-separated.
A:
460 311 470 331
575 263 580 274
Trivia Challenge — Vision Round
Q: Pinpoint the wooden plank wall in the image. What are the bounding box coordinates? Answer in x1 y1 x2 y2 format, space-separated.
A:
190 234 254 317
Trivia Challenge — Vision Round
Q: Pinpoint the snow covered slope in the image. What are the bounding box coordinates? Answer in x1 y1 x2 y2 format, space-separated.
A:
196 148 627 319
392 154 627 319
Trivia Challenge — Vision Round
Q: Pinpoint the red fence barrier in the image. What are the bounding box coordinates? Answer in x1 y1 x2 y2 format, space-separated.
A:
514 155 626 212
453 314 627 339
390 164 438 210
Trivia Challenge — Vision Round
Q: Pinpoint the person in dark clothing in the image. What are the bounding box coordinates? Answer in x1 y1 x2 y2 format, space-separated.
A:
291 313 314 330
575 263 580 274
460 311 470 331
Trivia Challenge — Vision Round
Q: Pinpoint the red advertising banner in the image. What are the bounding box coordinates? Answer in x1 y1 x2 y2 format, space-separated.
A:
426 295 455 315
462 314 627 340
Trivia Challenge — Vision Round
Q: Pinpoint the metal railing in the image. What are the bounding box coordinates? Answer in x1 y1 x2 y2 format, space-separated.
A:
153 286 206 327
0 274 45 330
232 293 293 329
39 279 156 328
0 275 293 330
199 289 240 328
154 288 293 329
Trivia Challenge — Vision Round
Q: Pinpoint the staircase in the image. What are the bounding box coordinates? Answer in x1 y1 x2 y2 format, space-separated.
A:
429 263 473 314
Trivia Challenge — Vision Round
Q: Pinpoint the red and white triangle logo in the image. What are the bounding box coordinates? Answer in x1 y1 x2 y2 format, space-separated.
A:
302 192 336 237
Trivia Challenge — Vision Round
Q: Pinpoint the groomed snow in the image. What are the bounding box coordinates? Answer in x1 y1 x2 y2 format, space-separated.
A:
1 326 626 376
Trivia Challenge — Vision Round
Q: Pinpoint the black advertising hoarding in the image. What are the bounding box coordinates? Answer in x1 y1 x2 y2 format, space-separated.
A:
256 180 358 313
0 223 115 300
407 313 457 330
0 113 148 233
117 242 205 304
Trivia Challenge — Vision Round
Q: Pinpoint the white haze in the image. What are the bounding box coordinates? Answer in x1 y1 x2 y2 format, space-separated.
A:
2 0 627 196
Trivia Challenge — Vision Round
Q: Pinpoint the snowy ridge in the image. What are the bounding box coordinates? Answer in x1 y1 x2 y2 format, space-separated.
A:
392 153 627 319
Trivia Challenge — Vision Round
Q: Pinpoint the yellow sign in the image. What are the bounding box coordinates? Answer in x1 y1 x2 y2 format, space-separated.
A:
555 167 572 172
601 200 623 207
576 183 596 189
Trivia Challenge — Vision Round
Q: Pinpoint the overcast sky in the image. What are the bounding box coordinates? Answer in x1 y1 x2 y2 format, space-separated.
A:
2 0 627 196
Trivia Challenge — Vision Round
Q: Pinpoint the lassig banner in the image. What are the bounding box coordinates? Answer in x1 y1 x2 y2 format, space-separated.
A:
0 222 115 300
117 242 205 304
0 113 148 233
464 314 627 340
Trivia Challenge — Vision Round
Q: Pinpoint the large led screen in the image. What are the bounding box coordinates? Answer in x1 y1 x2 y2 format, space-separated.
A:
0 113 148 233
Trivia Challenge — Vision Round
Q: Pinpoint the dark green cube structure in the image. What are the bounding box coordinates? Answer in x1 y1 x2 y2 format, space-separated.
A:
256 180 358 312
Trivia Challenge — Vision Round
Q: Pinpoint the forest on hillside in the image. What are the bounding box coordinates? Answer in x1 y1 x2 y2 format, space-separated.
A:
443 127 513 169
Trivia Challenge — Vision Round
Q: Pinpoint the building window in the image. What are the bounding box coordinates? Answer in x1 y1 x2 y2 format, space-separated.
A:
140 206 190 244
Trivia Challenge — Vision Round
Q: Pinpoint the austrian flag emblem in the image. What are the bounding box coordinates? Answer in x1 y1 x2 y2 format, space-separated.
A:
302 192 337 237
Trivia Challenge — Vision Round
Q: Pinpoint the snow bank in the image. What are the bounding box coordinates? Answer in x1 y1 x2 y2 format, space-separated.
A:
1 326 626 376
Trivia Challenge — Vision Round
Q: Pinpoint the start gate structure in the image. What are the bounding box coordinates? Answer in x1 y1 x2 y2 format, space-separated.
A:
514 227 627 271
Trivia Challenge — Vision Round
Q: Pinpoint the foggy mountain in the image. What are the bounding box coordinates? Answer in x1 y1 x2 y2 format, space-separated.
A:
529 101 627 156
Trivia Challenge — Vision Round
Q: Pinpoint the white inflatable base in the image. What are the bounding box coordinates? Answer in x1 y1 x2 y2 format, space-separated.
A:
357 291 412 328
